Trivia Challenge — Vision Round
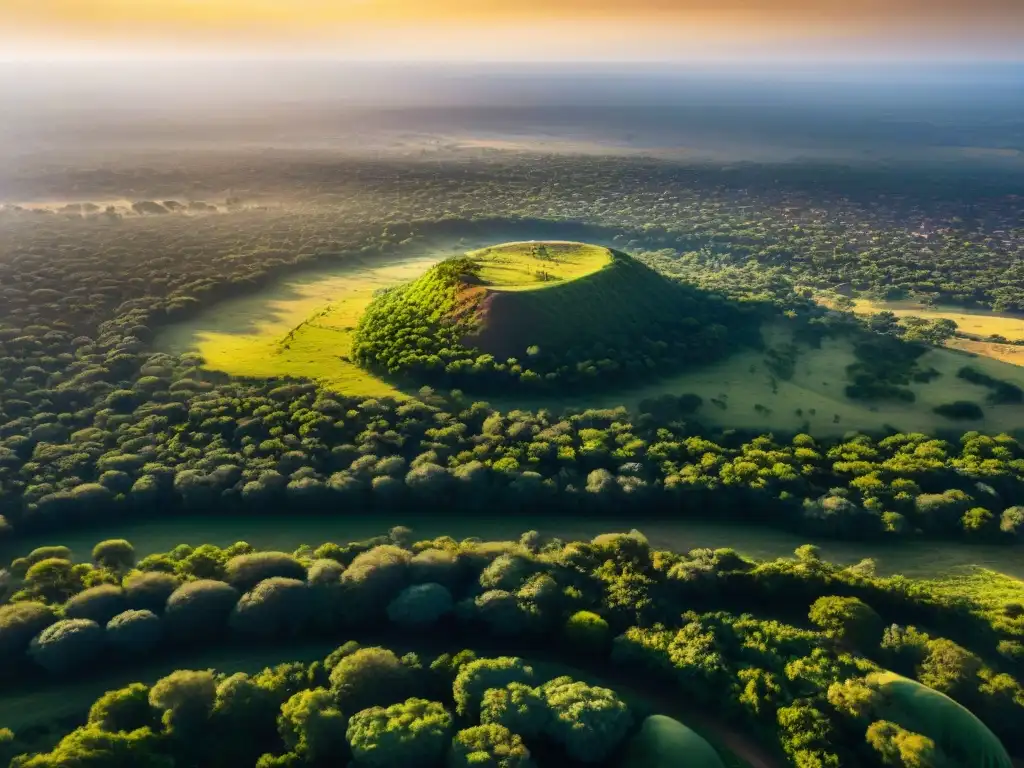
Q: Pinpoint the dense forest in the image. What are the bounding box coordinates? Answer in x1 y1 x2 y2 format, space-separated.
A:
0 529 1020 767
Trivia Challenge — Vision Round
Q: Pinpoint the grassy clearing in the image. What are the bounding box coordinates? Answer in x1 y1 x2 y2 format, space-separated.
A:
494 321 1024 436
156 253 444 398
946 337 1024 366
851 300 1024 341
468 241 612 290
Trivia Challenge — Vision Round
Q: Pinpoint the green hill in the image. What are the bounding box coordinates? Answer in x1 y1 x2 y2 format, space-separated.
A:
621 715 727 768
351 241 758 391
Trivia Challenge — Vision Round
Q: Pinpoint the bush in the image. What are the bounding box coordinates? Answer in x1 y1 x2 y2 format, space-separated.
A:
564 611 610 652
278 688 348 763
64 584 126 624
808 595 883 648
106 610 162 654
88 683 156 733
329 647 420 713
123 571 181 613
229 577 310 637
480 683 548 739
164 580 239 641
92 539 136 571
224 552 307 592
454 657 535 719
29 618 104 674
149 669 217 738
0 601 57 662
346 698 452 768
386 583 454 628
409 548 462 587
449 724 533 768
341 545 411 619
541 677 632 763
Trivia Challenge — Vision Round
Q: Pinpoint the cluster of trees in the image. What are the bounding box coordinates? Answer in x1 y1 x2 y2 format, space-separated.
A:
351 252 759 392
3 369 1024 543
2 528 1021 766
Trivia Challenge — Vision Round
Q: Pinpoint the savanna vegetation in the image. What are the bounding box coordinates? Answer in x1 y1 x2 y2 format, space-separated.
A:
0 528 1021 767
3 149 1024 767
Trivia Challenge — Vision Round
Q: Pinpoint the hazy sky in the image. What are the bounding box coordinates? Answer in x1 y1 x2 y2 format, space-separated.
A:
3 0 1023 60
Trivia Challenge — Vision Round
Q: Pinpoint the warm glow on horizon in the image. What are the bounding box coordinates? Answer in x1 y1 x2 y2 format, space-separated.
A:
3 0 1022 60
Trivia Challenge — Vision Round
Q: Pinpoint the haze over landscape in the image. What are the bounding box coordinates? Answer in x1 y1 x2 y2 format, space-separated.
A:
2 2 1024 768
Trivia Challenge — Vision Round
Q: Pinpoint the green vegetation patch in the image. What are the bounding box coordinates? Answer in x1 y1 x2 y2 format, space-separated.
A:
352 241 758 391
622 714 727 768
869 671 1013 768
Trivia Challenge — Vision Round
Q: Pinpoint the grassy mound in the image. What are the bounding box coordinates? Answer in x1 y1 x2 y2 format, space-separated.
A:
621 714 726 768
352 241 757 390
869 672 1012 768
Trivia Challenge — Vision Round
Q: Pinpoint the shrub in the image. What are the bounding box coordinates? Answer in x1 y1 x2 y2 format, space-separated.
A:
92 539 136 571
224 552 306 592
88 683 156 733
409 548 462 587
541 677 632 763
346 698 452 768
454 657 535 719
278 688 348 763
808 595 883 648
480 683 548 739
564 611 610 652
449 724 533 768
0 601 57 662
229 577 310 637
479 555 534 592
64 584 126 624
149 669 217 738
329 647 420 713
29 618 104 674
386 583 454 628
164 580 239 641
106 610 162 654
341 545 411 619
123 571 181 613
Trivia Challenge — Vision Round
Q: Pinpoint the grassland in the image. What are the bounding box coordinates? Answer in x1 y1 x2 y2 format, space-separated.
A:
851 299 1024 341
468 241 612 289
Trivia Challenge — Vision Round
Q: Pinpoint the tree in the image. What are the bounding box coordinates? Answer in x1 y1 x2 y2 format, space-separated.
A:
917 638 982 699
122 571 180 613
341 545 411 621
106 610 162 654
564 611 610 652
386 583 454 628
454 657 535 719
278 688 348 763
540 677 632 763
808 596 883 649
229 577 310 637
88 683 157 733
330 647 420 713
1000 506 1024 536
480 683 548 739
224 552 306 592
866 720 945 767
148 669 216 742
29 618 104 674
0 602 57 664
345 698 452 768
449 724 534 768
24 557 84 603
92 540 136 571
64 584 127 624
12 725 170 768
163 580 239 641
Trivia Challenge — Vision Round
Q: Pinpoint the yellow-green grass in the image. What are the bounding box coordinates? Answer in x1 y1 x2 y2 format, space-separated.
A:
851 299 1024 341
492 320 1024 436
155 254 442 398
467 241 612 290
868 671 1013 768
946 337 1024 367
623 714 727 768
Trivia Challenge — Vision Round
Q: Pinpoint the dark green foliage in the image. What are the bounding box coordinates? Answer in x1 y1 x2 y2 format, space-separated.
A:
29 618 104 674
92 540 136 571
808 596 883 649
88 683 157 733
449 724 533 768
330 647 420 713
230 577 310 637
224 552 307 592
122 571 180 613
0 601 57 663
622 715 726 768
106 609 162 654
64 585 126 624
345 698 452 768
11 725 170 768
278 687 348 763
933 401 985 420
480 683 548 739
958 367 1024 404
386 583 454 628
454 657 535 719
148 669 217 739
540 676 633 763
564 610 610 652
163 579 239 640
